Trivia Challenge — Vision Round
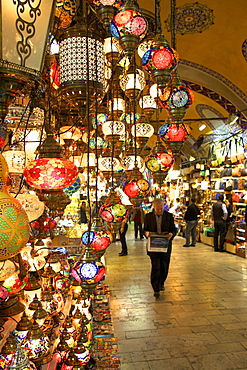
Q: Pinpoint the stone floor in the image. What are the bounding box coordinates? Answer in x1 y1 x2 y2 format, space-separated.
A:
104 224 247 370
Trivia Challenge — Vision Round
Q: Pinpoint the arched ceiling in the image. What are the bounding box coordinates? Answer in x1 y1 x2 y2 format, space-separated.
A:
138 0 247 158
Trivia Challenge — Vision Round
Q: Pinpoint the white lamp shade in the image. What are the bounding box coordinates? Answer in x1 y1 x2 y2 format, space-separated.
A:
0 259 16 281
1 0 55 72
138 39 154 58
2 150 26 173
98 157 121 171
139 95 157 109
102 121 125 136
59 126 82 141
108 98 125 112
131 123 154 138
104 37 121 55
150 83 162 99
120 69 146 91
121 155 144 171
81 153 96 167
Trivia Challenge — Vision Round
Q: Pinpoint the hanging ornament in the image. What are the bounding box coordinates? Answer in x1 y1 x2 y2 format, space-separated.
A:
0 153 30 261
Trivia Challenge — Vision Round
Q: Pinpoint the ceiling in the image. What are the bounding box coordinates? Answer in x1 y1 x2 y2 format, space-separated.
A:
138 0 247 158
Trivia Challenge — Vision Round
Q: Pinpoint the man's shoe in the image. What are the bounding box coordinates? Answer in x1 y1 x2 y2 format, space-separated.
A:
160 285 165 291
154 291 160 298
119 252 128 256
189 244 195 247
183 244 190 247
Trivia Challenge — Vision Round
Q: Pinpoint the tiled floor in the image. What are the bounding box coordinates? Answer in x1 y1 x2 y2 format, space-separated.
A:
104 224 247 370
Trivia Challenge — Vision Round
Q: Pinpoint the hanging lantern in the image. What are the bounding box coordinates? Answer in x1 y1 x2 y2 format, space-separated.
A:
166 124 188 142
104 36 122 67
3 271 28 295
0 259 17 281
24 321 50 362
12 312 31 344
0 153 30 261
123 177 150 198
2 147 26 173
0 0 55 120
81 230 111 252
99 190 128 225
159 71 194 112
146 152 174 172
120 66 146 101
59 5 105 112
24 157 78 190
110 0 147 56
23 135 78 190
72 260 106 287
16 193 45 222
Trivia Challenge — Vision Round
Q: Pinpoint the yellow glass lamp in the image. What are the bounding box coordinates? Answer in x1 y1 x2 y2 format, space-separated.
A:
0 153 30 261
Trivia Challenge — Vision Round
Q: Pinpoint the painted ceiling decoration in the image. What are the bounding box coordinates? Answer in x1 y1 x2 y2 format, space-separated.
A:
165 2 214 35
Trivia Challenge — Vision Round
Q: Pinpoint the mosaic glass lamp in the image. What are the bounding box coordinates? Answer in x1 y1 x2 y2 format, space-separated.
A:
110 0 147 56
23 135 78 190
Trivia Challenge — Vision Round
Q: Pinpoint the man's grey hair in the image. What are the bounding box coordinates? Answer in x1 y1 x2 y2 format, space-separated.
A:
152 198 164 207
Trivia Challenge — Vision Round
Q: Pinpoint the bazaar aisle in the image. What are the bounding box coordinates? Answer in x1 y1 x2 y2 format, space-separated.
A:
104 224 247 370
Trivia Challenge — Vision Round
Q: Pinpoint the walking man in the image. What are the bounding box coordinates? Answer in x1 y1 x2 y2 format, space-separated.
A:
211 194 228 252
144 198 176 298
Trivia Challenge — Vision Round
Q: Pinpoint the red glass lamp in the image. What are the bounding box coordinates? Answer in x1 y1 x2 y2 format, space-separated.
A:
23 135 78 190
99 191 128 225
146 152 174 173
110 0 147 56
24 158 78 190
123 178 150 198
166 124 188 141
81 230 111 252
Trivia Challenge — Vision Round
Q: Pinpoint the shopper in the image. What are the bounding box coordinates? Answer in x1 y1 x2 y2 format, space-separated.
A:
183 198 201 247
131 207 144 239
144 198 176 298
119 218 129 256
79 201 88 224
211 194 228 252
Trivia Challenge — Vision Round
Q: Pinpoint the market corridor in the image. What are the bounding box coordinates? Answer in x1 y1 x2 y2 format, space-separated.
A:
104 225 247 370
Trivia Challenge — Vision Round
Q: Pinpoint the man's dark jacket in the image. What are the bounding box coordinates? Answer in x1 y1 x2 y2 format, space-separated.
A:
144 210 177 240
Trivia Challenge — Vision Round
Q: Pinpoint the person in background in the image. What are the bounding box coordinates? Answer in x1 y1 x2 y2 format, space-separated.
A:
119 217 129 256
79 201 88 224
211 194 228 252
225 198 233 228
163 198 169 212
131 207 144 239
183 198 201 247
144 198 176 298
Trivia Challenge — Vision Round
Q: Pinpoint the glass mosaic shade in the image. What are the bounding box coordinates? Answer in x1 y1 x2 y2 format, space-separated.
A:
24 158 78 190
146 152 174 172
123 178 150 198
166 124 188 141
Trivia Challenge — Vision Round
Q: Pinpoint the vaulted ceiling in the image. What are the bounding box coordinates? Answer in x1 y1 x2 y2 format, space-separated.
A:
138 0 247 158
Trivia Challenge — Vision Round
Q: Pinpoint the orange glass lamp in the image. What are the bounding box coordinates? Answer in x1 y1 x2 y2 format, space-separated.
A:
0 153 30 261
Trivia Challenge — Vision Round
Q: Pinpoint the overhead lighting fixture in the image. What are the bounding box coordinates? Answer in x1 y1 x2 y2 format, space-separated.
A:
198 123 206 131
